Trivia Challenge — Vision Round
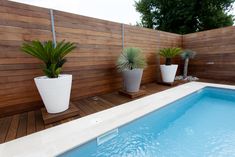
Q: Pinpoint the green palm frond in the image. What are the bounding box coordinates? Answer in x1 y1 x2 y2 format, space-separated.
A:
21 40 76 78
158 47 182 65
159 47 182 58
116 47 147 71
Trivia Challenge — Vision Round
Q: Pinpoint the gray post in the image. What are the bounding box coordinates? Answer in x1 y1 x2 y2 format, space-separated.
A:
50 9 57 47
157 31 161 82
121 24 124 49
121 24 125 89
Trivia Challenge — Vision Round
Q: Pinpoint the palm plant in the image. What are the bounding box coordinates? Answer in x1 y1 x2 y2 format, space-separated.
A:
159 47 182 65
116 47 147 71
181 49 196 78
21 40 76 78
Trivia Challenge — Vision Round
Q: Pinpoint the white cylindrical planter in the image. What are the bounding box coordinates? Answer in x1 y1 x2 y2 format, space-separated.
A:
122 69 143 92
160 64 178 83
34 74 72 114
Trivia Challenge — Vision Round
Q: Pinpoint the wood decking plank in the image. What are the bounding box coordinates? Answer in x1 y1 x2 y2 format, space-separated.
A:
35 110 44 131
44 124 53 129
143 83 170 94
27 111 35 134
118 89 147 99
5 114 20 142
0 116 12 143
84 98 107 112
75 101 97 115
16 113 27 138
96 96 116 108
99 92 130 105
75 106 87 117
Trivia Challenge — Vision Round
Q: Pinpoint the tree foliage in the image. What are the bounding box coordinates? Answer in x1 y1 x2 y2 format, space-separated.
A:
135 0 235 34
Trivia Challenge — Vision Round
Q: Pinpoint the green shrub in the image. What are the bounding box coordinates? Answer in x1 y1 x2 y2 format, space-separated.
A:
116 47 147 71
21 40 76 78
159 47 182 65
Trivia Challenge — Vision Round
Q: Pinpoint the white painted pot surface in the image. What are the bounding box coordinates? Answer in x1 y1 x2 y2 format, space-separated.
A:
34 74 72 114
122 69 143 92
160 64 178 83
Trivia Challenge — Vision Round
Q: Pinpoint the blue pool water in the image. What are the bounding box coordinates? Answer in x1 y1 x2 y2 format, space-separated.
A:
60 87 235 157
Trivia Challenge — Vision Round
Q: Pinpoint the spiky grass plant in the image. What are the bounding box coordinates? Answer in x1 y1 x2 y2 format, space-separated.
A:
21 40 76 78
181 49 196 78
116 47 147 72
180 49 196 59
159 47 182 65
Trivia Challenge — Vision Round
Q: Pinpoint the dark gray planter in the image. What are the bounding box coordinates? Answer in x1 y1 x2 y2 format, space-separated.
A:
122 69 143 92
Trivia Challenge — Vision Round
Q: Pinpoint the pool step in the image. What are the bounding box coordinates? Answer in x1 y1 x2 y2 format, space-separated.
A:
97 128 119 145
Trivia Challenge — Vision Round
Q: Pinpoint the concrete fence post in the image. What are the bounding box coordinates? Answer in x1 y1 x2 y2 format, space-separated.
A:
50 9 57 47
121 24 124 49
156 31 161 82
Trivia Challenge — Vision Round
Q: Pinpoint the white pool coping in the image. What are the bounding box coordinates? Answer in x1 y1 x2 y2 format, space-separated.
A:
1 82 235 157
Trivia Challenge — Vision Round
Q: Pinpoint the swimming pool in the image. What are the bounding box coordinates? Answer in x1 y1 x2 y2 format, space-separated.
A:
1 82 235 157
60 87 235 157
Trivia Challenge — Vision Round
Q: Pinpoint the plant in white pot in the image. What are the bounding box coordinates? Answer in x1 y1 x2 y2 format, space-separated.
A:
21 40 76 114
116 47 147 92
181 49 196 79
159 47 182 83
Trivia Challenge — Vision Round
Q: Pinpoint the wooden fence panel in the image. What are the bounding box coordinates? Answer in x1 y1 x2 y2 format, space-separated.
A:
53 10 123 100
183 26 235 81
124 25 182 82
0 1 52 116
0 1 182 116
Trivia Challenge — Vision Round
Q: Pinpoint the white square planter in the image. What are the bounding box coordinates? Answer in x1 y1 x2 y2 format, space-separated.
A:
160 64 178 83
34 74 72 114
122 69 143 92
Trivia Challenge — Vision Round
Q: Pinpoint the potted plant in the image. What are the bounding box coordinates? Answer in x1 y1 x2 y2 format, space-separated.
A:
21 40 76 114
159 47 182 83
116 47 147 92
181 49 196 79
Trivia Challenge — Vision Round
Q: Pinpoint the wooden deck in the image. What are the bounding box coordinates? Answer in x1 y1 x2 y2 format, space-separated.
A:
1 80 234 144
0 83 174 144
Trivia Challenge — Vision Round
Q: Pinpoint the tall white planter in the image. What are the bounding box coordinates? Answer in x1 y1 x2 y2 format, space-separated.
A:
34 74 72 114
160 64 178 83
122 69 143 92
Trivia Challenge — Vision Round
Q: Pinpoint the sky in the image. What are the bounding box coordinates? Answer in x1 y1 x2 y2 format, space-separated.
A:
9 0 235 26
10 0 141 25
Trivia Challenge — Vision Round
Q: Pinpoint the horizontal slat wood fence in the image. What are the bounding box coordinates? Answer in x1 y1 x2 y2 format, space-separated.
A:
2 1 235 117
183 26 235 81
0 1 182 116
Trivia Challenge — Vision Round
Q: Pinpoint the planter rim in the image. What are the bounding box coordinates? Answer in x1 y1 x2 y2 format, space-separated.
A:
34 74 72 80
122 68 144 72
160 64 178 66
